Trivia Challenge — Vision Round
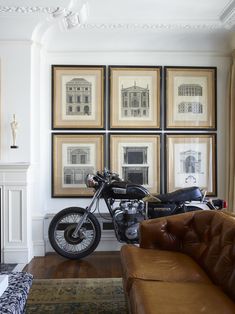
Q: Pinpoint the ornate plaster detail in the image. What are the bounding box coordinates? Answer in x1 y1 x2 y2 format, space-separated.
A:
0 5 228 31
63 12 81 29
220 0 235 29
0 6 61 15
78 23 222 31
0 6 81 28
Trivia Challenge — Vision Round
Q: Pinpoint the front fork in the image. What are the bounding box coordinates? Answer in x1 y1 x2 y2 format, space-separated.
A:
72 183 105 238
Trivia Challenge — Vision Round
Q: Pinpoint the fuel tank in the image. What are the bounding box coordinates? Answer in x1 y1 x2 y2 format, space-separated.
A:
104 181 149 199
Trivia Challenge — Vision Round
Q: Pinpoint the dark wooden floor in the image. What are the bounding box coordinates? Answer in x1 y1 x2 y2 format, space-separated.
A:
23 251 123 279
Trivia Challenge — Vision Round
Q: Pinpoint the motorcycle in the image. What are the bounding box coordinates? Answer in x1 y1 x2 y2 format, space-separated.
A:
48 169 225 259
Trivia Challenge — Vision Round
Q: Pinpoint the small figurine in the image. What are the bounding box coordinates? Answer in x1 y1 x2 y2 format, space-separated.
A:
10 114 19 148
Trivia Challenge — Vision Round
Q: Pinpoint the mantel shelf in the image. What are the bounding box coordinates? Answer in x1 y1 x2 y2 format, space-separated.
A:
0 162 30 171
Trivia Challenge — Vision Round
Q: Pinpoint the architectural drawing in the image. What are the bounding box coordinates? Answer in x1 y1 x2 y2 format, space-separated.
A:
122 146 149 185
66 78 92 115
180 150 202 174
121 82 149 118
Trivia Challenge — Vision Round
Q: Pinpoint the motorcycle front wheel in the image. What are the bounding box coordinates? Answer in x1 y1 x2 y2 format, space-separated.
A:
48 207 101 259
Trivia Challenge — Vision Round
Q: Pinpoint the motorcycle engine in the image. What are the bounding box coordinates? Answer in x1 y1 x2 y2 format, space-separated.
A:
113 200 145 243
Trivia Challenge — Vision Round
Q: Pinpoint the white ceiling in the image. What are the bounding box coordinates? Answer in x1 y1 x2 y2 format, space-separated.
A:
87 0 230 24
0 0 234 30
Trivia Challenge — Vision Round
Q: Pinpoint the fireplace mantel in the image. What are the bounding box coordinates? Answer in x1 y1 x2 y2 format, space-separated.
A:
0 162 33 263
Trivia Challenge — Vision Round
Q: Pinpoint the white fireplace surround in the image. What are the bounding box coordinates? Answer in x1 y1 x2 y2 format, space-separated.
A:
0 162 33 263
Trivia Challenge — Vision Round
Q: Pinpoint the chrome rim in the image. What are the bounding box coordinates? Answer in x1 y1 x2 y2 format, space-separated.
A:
54 213 97 255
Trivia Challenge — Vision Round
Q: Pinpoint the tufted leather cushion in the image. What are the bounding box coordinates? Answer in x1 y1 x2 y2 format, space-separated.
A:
121 245 211 293
139 210 235 301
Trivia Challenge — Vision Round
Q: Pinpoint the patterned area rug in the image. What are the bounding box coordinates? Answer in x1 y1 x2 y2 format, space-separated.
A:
25 278 128 314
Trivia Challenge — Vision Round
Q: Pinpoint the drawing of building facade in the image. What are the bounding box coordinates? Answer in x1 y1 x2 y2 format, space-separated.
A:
67 147 90 164
121 83 149 118
177 83 203 114
178 102 203 114
178 84 202 96
180 150 202 173
122 146 149 185
64 146 93 185
66 78 92 115
64 166 94 185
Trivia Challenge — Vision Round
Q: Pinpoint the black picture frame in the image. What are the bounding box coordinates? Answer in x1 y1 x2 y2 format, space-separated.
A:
52 132 105 197
108 65 162 130
165 133 217 196
52 65 106 130
108 133 162 194
164 66 217 130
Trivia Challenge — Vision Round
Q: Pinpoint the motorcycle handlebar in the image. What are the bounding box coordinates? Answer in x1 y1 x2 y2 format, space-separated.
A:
96 169 121 182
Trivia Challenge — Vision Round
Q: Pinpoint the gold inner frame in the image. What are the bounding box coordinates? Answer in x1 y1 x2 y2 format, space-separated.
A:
53 134 104 197
166 68 216 129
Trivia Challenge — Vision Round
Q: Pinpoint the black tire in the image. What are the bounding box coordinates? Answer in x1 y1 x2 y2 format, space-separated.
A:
48 207 101 259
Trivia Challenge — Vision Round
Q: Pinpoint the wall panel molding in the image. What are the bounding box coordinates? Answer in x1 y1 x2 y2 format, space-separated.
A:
0 162 33 263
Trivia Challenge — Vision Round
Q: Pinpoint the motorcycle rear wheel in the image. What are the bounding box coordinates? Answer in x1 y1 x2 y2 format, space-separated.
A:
48 207 101 259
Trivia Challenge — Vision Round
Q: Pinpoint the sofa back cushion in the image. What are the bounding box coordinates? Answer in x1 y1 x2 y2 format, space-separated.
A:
141 211 235 301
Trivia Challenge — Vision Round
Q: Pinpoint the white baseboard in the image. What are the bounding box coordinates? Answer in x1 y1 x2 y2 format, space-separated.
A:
3 247 33 264
13 264 27 272
32 216 45 257
33 241 45 256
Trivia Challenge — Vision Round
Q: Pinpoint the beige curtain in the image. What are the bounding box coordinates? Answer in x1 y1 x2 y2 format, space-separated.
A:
226 51 235 212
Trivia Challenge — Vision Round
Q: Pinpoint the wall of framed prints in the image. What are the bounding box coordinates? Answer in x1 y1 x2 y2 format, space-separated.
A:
0 8 233 257
48 57 227 203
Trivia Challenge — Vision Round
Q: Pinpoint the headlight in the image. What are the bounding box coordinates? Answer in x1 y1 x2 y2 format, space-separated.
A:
85 174 97 188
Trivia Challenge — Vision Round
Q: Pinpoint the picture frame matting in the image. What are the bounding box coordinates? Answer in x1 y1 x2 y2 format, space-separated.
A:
52 65 105 130
109 133 161 194
52 133 105 197
165 66 216 130
109 66 162 130
165 133 217 195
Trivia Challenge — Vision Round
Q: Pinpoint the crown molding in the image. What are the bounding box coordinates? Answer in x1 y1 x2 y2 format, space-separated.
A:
0 6 83 29
220 0 235 29
46 50 231 58
0 6 60 14
0 4 233 31
78 22 222 31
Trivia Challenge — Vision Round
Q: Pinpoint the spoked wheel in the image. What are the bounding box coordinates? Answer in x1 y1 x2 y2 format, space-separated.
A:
48 207 101 259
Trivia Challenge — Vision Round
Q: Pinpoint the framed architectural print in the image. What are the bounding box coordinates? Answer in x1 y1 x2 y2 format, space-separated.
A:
109 66 161 129
109 134 161 194
52 65 105 129
165 67 216 129
52 133 104 197
165 134 217 195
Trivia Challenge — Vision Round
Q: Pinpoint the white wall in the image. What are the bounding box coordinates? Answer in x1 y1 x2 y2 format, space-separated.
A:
0 41 32 162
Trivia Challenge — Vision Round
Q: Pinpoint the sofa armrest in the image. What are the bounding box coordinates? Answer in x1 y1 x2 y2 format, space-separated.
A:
139 212 195 250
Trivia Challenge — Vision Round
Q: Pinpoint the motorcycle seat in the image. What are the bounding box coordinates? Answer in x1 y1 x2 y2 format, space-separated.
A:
156 187 203 203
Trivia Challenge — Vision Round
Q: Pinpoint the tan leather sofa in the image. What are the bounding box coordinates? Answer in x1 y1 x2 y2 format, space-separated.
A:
120 210 235 314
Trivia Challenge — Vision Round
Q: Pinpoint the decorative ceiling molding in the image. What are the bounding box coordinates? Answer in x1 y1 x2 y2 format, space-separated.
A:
0 4 231 31
0 6 82 28
78 23 222 31
0 6 61 14
220 0 235 29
